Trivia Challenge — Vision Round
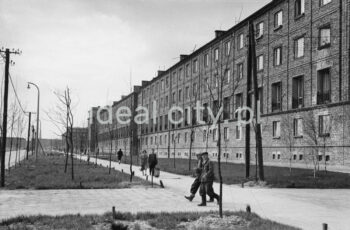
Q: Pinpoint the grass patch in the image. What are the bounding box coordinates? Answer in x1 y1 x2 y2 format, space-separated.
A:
2 154 151 190
101 155 350 188
0 211 300 230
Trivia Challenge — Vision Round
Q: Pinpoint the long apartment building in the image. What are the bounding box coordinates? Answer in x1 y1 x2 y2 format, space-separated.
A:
89 0 350 167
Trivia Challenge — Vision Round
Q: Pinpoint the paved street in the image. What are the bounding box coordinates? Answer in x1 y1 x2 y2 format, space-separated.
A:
1 155 350 230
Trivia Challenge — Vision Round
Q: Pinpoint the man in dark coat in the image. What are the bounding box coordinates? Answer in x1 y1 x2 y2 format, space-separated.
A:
198 152 220 206
148 149 158 176
185 153 203 202
117 149 123 164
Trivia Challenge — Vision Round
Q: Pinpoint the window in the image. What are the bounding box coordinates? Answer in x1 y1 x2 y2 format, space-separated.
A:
258 87 263 114
274 11 283 28
224 127 229 140
165 95 169 107
295 0 305 17
204 53 209 67
257 55 264 70
320 0 331 6
213 100 219 117
185 132 188 143
294 37 305 58
185 86 190 99
203 130 207 142
193 59 198 73
203 103 209 123
172 72 177 84
178 68 183 81
177 133 181 143
166 77 169 88
319 26 331 48
237 63 243 79
214 48 219 61
223 97 230 120
319 114 331 137
299 154 303 161
186 64 190 77
256 22 264 38
294 118 303 137
193 83 197 97
178 89 182 102
235 93 243 118
225 41 231 56
317 68 331 105
224 69 230 83
213 128 217 141
292 76 304 109
273 121 281 138
238 34 244 49
235 126 241 140
273 47 282 66
172 92 176 104
204 78 209 92
272 82 282 112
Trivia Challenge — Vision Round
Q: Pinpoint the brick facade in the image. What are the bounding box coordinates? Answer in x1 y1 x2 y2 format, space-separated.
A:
88 0 350 168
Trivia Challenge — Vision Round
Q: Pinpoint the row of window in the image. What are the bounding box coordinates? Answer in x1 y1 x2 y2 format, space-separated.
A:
272 114 330 139
142 0 333 99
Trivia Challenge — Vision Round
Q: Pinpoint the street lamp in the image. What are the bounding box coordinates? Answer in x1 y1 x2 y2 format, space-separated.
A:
27 82 40 160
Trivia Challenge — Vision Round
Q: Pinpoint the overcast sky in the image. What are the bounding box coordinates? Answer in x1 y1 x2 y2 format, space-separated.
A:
0 0 270 139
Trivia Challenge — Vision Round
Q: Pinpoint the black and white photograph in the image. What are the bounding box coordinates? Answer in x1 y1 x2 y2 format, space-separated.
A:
0 0 350 229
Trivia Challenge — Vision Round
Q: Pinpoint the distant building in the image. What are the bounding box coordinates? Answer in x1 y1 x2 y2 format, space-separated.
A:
62 127 88 153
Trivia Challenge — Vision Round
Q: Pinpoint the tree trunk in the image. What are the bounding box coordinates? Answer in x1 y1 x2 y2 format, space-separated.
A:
189 130 193 171
70 131 74 180
109 141 112 174
8 137 13 172
217 122 223 218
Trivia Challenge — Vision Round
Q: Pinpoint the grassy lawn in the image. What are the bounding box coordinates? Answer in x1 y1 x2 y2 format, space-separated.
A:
95 153 350 188
0 211 300 230
2 154 151 190
157 158 350 188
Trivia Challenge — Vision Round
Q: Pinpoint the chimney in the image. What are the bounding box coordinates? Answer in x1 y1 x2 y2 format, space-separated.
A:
180 54 188 61
133 86 141 93
215 30 226 38
157 70 165 76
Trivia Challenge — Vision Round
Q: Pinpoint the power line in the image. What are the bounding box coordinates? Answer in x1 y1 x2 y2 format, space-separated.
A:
8 73 27 116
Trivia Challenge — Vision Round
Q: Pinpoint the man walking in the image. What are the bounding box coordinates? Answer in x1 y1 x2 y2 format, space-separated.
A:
148 149 158 176
117 149 123 164
198 152 220 206
185 153 203 202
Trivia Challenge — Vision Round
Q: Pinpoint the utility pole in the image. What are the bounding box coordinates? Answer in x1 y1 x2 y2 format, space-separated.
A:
26 112 32 160
0 48 21 187
31 126 35 154
245 26 252 179
249 21 264 181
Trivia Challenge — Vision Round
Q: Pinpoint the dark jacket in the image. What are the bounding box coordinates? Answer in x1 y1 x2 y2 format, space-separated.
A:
201 158 215 182
117 150 123 159
148 153 158 167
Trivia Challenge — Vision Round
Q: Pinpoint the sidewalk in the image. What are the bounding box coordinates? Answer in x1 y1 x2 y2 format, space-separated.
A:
1 155 349 230
84 156 350 230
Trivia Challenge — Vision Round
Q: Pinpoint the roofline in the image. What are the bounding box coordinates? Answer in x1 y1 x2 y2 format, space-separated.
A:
138 0 281 89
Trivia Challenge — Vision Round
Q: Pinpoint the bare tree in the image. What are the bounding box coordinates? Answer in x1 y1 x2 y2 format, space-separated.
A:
303 111 320 178
46 87 75 180
7 102 18 172
281 114 296 175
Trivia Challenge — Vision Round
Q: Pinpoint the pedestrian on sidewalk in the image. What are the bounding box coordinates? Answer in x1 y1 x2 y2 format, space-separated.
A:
117 149 123 164
185 153 203 202
198 152 220 207
148 149 158 176
140 150 148 176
